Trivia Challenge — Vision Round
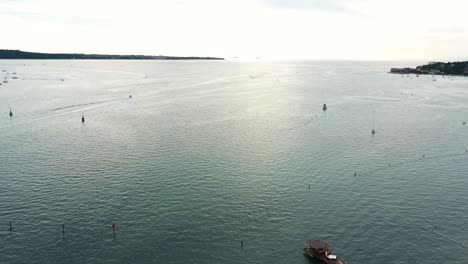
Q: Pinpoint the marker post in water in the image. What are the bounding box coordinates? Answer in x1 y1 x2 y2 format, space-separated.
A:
9 221 12 232
112 224 116 239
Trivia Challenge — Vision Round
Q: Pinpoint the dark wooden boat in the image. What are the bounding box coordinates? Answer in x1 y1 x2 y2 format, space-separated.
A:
303 240 345 264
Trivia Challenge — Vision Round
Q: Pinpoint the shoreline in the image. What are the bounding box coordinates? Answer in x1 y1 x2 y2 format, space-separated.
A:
389 61 468 76
0 49 224 60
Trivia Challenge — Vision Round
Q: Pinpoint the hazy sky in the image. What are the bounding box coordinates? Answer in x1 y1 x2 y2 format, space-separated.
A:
1 0 467 60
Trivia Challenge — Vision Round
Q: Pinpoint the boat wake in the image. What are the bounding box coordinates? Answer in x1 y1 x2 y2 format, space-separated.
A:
51 99 117 111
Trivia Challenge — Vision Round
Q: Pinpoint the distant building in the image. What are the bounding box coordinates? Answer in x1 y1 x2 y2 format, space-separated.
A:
429 69 444 75
390 68 415 74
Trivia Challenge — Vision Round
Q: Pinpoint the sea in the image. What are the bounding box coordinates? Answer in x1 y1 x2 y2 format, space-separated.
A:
0 60 467 264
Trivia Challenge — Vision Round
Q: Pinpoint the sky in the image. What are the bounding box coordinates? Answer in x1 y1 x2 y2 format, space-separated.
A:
1 0 467 61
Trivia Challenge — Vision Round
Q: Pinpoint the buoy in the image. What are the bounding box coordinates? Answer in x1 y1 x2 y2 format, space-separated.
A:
241 240 243 247
9 109 13 117
129 95 132 98
322 104 327 111
81 114 85 123
371 129 376 135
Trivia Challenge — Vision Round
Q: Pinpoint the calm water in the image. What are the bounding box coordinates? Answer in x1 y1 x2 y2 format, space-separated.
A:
0 60 467 264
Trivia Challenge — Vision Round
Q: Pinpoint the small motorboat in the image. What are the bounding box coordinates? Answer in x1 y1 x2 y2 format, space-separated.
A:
303 240 345 264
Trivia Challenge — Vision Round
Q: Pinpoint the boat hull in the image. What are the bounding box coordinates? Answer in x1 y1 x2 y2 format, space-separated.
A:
303 248 344 264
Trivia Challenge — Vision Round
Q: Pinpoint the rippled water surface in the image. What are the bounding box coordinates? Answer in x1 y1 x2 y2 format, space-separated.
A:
0 60 467 263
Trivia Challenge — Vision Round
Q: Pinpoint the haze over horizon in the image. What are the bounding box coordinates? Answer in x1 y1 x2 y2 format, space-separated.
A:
1 0 467 61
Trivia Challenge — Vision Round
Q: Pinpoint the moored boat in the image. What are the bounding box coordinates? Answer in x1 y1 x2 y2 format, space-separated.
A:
303 240 345 264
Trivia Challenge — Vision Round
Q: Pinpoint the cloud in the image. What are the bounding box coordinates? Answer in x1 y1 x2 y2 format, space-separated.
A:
263 0 371 17
428 26 466 34
0 10 113 26
0 0 114 26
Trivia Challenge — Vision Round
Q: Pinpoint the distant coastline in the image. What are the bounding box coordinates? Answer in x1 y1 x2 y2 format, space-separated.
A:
390 61 468 76
0 49 224 60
